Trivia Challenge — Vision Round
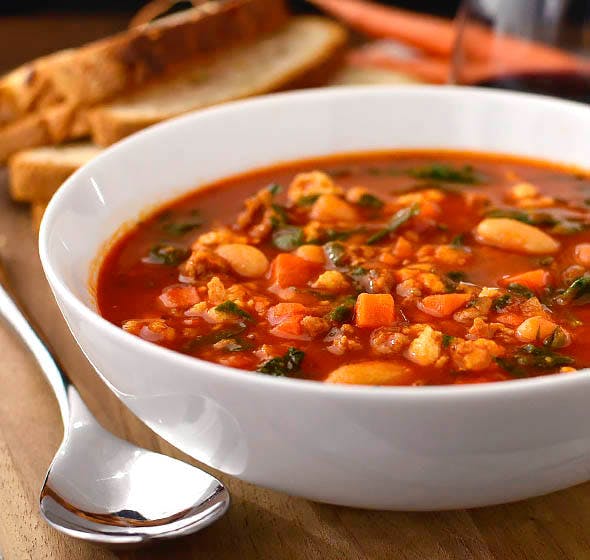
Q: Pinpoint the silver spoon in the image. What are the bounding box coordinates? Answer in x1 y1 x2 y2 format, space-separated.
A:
0 259 230 545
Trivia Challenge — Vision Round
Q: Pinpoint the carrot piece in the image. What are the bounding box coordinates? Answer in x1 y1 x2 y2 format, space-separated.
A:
267 303 308 325
417 200 441 219
309 0 582 73
355 293 395 328
392 236 413 259
500 269 550 292
267 303 309 339
495 313 526 327
270 253 320 288
309 0 455 57
159 285 200 309
417 293 472 318
270 316 304 338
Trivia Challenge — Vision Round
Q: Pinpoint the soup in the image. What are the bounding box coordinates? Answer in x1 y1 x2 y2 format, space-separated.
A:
97 151 590 386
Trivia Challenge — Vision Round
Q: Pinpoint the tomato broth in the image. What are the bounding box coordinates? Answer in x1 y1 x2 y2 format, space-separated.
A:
98 151 590 385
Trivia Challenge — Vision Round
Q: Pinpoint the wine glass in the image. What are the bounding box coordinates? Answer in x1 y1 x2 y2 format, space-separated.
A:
450 0 590 102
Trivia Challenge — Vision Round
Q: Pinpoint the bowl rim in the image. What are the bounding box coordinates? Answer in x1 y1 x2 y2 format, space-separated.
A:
39 84 590 399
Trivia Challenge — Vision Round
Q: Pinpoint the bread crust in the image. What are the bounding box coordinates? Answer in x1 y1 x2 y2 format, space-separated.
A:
0 0 288 125
0 104 90 162
89 17 348 146
9 142 100 202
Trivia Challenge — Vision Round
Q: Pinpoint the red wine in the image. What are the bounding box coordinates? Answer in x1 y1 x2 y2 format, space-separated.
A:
477 71 590 103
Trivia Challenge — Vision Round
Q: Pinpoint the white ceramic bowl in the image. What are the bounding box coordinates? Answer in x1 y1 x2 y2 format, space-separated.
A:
40 86 590 510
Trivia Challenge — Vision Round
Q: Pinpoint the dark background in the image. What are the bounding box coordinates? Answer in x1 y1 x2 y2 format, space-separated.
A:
0 1 461 17
0 0 461 73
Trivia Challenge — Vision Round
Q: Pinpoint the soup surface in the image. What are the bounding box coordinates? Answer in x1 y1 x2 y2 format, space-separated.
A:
98 151 590 386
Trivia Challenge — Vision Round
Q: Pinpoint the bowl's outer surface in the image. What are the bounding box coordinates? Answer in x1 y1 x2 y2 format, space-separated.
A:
40 86 590 510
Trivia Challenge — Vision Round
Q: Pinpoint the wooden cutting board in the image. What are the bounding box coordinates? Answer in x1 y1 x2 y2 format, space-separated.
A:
4 180 590 560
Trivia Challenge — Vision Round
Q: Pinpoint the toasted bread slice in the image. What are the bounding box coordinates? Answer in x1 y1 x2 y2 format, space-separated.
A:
0 0 287 125
9 142 100 202
89 16 347 146
31 201 49 232
0 104 89 162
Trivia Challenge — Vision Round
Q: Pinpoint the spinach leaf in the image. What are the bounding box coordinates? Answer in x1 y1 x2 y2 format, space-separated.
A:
519 344 574 369
267 183 282 196
270 204 289 228
485 208 557 226
221 338 254 352
325 228 360 241
444 271 467 292
296 289 337 300
408 164 480 184
507 283 534 299
557 275 590 305
185 324 247 350
162 214 203 235
495 344 575 376
450 234 465 247
327 296 357 323
494 357 527 377
441 334 454 348
367 203 420 245
257 347 305 377
483 208 586 234
395 182 462 195
272 226 304 251
485 208 536 224
543 327 570 349
214 300 254 322
357 193 384 209
447 271 467 283
143 244 190 266
550 219 587 235
297 194 320 207
324 242 347 267
308 228 364 244
491 294 512 311
349 266 368 277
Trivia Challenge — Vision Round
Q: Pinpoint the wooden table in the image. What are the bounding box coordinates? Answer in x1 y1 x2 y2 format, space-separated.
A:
3 11 590 560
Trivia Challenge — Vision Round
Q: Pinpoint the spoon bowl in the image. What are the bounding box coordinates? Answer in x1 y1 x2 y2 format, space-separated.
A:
0 259 230 545
40 391 229 545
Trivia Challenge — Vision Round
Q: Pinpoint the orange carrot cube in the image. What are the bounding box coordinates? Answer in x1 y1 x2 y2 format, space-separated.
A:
270 253 320 288
355 293 395 328
500 269 550 292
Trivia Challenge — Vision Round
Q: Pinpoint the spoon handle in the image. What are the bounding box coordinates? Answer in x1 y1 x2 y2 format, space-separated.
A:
0 258 72 427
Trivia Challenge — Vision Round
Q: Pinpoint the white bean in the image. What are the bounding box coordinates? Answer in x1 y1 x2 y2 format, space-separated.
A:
215 244 269 278
325 360 414 385
475 218 559 255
